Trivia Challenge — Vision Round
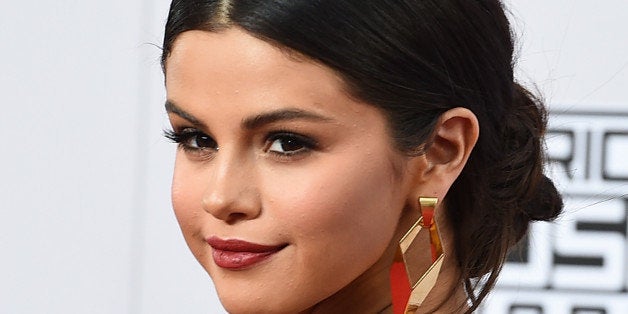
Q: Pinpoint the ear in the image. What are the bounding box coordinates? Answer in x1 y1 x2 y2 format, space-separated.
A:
413 107 479 197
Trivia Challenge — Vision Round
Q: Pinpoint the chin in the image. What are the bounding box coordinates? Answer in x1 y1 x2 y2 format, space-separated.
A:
221 301 292 314
219 292 277 314
218 291 313 314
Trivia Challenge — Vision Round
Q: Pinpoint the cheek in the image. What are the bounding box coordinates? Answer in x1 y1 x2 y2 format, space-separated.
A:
263 151 403 271
171 156 206 247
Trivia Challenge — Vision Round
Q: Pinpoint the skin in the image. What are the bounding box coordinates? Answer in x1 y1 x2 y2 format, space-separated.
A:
165 28 479 313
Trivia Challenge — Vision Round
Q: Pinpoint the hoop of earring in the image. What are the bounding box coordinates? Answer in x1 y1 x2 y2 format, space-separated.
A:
390 197 444 314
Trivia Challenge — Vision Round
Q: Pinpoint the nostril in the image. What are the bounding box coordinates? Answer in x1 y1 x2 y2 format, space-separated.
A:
201 176 262 222
201 194 261 222
225 212 249 225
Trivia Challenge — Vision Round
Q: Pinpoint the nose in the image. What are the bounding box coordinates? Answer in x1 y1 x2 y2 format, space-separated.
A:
201 153 261 223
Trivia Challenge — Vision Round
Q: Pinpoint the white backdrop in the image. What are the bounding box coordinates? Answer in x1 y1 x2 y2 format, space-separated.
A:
0 1 626 313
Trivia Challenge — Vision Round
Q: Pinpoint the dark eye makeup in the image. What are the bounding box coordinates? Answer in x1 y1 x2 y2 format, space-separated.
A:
163 128 319 159
264 131 318 156
164 128 218 153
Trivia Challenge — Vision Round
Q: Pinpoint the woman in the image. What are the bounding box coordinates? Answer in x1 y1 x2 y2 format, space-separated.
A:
161 0 563 313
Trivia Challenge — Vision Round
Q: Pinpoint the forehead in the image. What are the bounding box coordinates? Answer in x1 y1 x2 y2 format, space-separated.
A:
163 28 393 146
165 29 347 108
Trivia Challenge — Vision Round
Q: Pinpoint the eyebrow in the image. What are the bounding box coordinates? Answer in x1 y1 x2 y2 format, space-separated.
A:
165 100 334 130
165 100 206 128
242 108 333 129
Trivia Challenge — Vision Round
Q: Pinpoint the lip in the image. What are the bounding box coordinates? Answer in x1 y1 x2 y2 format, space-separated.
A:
206 236 287 270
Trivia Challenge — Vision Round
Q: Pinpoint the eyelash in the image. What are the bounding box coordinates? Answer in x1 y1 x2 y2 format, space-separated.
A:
164 128 218 159
163 128 318 160
265 130 318 157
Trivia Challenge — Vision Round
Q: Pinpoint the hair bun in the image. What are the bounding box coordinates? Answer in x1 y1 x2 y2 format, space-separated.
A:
522 174 563 222
496 83 563 238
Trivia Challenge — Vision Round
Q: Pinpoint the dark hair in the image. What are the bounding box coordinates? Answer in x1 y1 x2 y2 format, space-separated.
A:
161 0 563 312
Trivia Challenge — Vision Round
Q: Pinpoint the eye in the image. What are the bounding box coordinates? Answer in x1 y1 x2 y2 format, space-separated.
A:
266 132 317 156
184 132 216 150
164 128 218 152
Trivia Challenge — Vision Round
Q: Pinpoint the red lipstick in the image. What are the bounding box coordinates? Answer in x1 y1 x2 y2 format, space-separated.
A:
206 237 286 270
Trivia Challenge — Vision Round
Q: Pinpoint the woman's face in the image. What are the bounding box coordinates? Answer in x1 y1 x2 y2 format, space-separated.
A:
166 28 417 313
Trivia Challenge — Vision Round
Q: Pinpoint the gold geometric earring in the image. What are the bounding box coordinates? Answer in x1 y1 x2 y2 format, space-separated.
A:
390 197 444 314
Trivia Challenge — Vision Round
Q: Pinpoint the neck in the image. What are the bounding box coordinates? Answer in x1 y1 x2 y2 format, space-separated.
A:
306 238 398 314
